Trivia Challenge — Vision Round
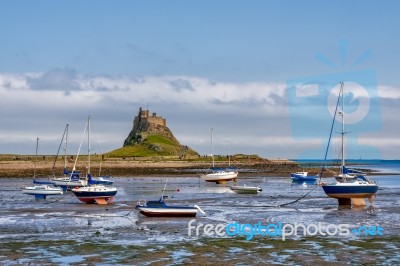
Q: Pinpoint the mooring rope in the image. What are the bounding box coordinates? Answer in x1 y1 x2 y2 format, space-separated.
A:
198 183 321 209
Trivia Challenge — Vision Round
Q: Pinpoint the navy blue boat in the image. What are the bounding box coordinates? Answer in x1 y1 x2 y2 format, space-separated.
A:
319 82 378 206
290 172 318 182
33 179 55 185
136 197 204 217
71 185 117 204
87 174 114 185
321 178 378 199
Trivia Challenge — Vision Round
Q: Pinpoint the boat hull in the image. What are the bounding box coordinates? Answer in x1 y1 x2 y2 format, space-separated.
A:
22 185 63 199
290 172 318 182
321 183 378 199
201 172 238 183
230 186 262 194
53 179 87 189
89 179 114 185
137 207 198 217
22 187 63 196
72 187 117 204
33 179 55 185
291 176 318 182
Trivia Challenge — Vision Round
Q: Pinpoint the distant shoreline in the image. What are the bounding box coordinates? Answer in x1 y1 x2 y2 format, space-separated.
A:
1 155 395 178
0 156 307 178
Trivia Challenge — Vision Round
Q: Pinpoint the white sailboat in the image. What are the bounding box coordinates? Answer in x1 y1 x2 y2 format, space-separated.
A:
71 115 117 204
136 179 205 217
53 123 87 190
320 82 378 207
22 137 63 199
201 128 238 184
50 124 85 188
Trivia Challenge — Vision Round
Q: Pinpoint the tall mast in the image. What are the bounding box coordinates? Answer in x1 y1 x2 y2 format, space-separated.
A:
211 128 214 168
340 82 345 169
34 137 39 179
64 124 69 170
228 141 231 167
88 115 91 176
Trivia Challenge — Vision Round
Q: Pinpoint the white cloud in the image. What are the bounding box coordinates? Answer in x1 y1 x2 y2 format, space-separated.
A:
378 85 400 99
0 71 399 159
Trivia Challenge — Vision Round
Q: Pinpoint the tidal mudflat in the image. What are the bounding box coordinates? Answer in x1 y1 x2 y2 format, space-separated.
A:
1 176 399 264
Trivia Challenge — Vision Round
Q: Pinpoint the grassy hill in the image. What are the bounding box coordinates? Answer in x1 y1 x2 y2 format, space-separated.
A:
107 134 199 158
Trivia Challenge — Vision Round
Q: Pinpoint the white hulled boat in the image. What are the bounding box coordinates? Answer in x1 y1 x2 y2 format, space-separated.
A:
201 128 238 184
22 137 63 199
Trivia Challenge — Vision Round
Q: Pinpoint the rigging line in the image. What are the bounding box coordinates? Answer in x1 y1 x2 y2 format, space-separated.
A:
278 184 319 207
10 190 21 199
47 209 138 222
200 184 320 208
52 124 68 177
71 119 88 177
89 121 105 176
319 82 342 180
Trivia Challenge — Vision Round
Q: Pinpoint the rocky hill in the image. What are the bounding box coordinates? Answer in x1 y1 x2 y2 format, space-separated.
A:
107 107 199 158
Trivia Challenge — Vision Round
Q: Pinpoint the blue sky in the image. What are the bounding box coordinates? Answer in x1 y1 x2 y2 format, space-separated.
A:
0 1 399 159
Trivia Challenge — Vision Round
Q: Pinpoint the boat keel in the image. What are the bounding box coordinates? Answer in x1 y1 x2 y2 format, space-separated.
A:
94 198 108 205
351 198 366 206
337 198 367 208
337 198 352 206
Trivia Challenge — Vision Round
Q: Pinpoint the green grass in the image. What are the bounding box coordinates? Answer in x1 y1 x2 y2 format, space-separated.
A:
107 134 198 157
143 135 177 146
106 144 162 157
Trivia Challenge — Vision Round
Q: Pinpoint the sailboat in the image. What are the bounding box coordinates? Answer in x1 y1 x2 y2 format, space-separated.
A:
290 171 318 182
320 82 378 206
51 124 86 190
22 137 63 199
136 179 205 217
71 116 117 205
201 128 238 184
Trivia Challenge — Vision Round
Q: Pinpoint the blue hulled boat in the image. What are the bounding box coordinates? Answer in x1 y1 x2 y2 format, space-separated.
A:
321 180 378 199
71 116 118 205
88 174 114 185
290 172 318 182
72 185 117 204
320 82 378 206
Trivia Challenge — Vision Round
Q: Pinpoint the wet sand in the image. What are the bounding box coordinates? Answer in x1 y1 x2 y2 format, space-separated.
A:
0 175 399 264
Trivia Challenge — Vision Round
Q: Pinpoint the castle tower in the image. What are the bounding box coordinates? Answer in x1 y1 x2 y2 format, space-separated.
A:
124 107 176 146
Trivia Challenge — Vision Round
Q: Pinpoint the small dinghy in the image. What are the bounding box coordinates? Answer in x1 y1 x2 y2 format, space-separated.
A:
136 197 205 217
22 185 63 200
290 172 318 182
136 178 205 217
230 184 262 194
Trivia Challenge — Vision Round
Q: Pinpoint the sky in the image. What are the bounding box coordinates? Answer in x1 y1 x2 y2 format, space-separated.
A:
0 0 399 159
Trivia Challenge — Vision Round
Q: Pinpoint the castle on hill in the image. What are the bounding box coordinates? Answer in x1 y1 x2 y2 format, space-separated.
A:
123 107 179 146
